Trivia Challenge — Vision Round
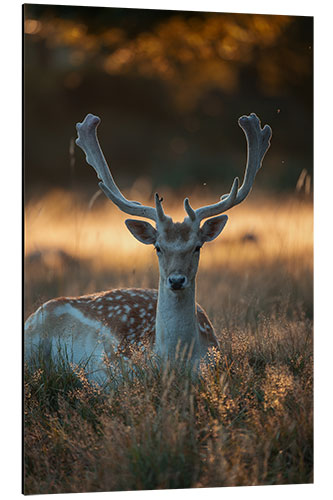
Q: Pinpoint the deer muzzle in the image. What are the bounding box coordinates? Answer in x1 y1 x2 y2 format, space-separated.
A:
168 274 188 291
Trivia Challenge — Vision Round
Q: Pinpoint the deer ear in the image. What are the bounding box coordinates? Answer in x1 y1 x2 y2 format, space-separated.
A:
200 215 228 243
125 219 157 245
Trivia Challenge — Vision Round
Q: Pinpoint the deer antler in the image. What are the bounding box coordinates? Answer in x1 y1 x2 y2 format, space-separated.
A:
185 113 272 222
76 113 271 225
75 114 166 222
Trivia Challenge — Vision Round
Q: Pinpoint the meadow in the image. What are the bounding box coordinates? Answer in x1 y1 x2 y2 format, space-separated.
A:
24 187 313 494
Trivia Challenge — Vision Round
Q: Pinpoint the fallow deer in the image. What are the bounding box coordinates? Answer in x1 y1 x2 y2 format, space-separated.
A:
24 113 272 382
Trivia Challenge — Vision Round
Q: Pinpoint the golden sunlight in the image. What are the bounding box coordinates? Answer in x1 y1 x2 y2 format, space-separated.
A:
25 189 313 276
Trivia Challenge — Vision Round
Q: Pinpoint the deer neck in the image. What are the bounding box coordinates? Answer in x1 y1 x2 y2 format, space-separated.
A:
154 278 200 361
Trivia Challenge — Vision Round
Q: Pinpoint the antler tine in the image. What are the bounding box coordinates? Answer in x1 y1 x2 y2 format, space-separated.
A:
155 193 167 222
194 177 239 221
184 198 196 221
76 114 157 222
192 113 272 222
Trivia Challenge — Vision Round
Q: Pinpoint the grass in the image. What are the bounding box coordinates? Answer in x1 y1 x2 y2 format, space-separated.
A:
24 188 313 494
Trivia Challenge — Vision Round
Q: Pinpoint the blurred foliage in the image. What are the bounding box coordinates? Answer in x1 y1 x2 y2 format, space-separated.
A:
24 5 313 193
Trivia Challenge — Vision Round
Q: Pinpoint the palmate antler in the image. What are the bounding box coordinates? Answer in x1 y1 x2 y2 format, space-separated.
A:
75 114 166 222
184 113 272 222
76 113 272 224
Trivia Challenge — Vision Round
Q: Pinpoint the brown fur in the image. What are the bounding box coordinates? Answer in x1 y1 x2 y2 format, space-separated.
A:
47 288 217 356
161 220 193 242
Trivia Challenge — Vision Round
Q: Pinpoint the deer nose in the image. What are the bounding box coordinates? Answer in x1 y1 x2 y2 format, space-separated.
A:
168 274 187 290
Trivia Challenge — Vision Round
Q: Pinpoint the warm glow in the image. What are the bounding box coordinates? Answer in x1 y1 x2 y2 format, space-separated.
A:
25 189 313 275
104 48 133 73
25 19 42 35
23 12 301 109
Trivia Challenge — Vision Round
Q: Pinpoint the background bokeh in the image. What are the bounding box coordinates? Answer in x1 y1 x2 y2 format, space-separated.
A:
24 5 313 197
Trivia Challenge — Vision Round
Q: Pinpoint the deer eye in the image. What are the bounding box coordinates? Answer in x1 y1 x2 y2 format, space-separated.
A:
194 245 202 253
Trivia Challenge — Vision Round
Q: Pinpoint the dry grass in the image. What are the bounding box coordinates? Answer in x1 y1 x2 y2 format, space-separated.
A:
24 189 313 494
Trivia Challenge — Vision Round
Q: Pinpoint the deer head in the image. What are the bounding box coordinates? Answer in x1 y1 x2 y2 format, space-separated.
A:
124 205 228 291
76 113 271 293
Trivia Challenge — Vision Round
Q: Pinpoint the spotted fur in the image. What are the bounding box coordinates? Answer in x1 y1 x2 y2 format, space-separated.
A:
25 288 217 362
